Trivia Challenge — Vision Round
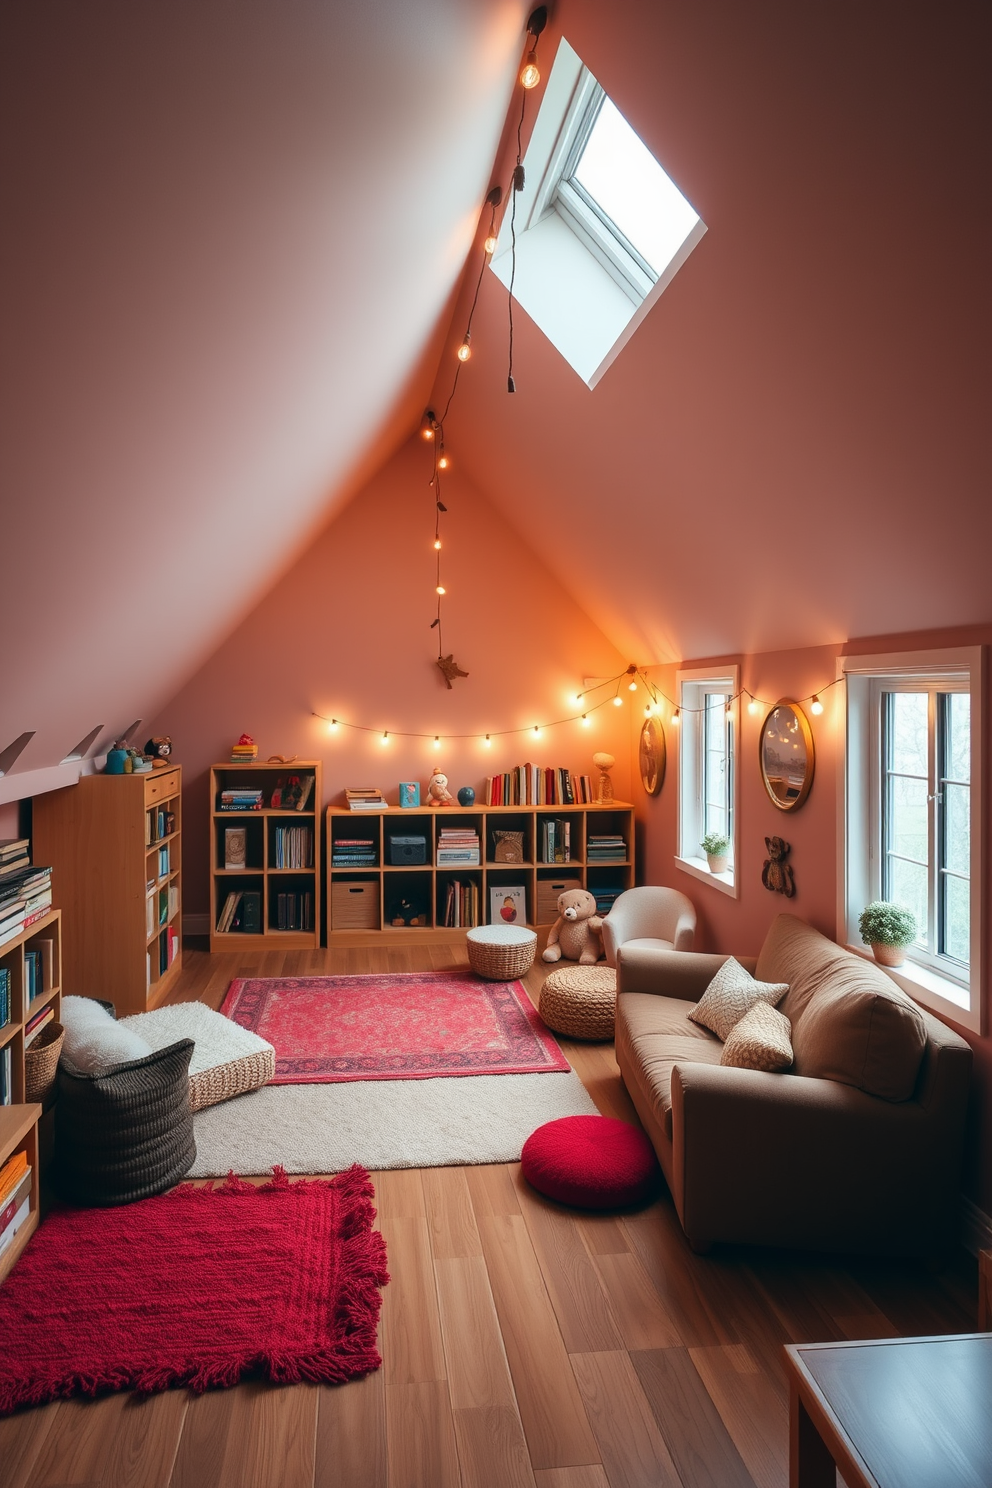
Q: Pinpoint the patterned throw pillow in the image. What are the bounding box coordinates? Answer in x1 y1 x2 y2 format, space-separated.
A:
721 1001 794 1072
688 956 789 1041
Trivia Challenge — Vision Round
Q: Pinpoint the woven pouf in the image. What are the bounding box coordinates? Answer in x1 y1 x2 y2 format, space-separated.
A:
467 924 538 980
522 1115 660 1210
539 964 617 1040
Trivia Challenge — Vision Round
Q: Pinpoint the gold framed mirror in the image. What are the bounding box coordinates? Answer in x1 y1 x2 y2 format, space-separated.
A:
759 699 814 811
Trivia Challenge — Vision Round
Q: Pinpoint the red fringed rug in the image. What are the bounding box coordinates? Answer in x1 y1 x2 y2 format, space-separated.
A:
0 1167 388 1415
220 971 569 1084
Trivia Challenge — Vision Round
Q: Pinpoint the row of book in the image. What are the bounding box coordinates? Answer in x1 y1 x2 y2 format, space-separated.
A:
437 828 480 866
591 882 625 915
0 865 53 949
332 836 377 866
441 878 480 928
273 825 314 869
218 788 264 812
0 837 30 880
275 891 314 932
23 946 50 1002
540 819 573 863
24 1002 54 1048
0 967 9 1028
587 834 627 862
0 1046 11 1106
484 767 597 807
0 1151 32 1258
217 890 261 933
146 885 179 937
146 926 179 982
345 787 388 811
144 807 175 846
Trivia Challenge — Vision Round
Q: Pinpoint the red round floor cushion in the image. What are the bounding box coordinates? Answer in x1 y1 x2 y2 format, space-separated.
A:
521 1115 660 1210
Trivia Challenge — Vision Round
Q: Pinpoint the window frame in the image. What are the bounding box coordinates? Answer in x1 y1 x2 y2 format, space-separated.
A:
838 646 984 1034
676 665 740 898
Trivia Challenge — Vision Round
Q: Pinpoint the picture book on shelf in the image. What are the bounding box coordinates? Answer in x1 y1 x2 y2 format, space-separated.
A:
489 884 527 926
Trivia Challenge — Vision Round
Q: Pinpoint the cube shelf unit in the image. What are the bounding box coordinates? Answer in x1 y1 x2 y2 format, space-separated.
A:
33 771 182 1015
0 909 62 1280
209 760 322 952
326 803 635 944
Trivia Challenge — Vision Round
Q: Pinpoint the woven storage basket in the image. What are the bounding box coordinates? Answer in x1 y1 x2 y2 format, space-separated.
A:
189 1047 276 1113
467 925 537 980
24 1021 65 1105
540 965 617 1041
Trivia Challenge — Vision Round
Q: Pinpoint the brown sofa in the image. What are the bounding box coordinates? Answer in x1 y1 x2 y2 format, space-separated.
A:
615 913 973 1257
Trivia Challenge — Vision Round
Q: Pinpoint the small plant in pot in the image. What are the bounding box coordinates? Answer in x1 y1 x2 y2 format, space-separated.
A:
858 901 917 967
701 832 731 874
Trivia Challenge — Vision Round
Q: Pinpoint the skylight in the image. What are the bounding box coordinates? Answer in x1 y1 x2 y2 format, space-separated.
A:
489 39 706 388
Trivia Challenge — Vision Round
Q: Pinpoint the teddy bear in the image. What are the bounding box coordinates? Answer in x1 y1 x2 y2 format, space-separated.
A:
426 767 455 807
762 835 795 897
542 887 604 964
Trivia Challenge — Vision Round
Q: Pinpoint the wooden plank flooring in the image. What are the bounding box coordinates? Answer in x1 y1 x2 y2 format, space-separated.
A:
0 940 978 1488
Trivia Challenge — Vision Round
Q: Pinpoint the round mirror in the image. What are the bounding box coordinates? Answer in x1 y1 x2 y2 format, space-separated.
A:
639 715 666 796
759 700 814 811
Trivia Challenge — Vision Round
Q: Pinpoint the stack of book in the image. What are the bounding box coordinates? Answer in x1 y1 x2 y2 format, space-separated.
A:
0 839 30 880
345 788 387 811
274 824 315 868
275 890 313 931
0 866 53 948
332 836 376 866
230 735 257 763
218 788 264 812
540 819 572 863
485 766 594 807
591 883 624 916
437 828 481 866
23 1002 54 1048
0 1151 32 1257
586 834 627 862
442 879 480 927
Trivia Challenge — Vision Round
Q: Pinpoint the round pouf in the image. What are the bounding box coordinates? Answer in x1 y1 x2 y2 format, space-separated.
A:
540 964 617 1040
521 1115 660 1210
467 924 538 980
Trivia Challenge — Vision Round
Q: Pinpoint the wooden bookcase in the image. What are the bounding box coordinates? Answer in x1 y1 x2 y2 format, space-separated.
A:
326 802 635 944
0 909 61 1279
209 761 322 952
33 769 182 1015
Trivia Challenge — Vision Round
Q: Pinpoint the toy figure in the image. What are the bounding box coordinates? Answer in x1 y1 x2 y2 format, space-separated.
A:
426 767 455 806
542 888 604 964
762 836 796 897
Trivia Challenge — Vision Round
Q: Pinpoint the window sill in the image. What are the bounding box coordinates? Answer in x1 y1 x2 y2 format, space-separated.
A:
675 855 738 899
844 944 980 1036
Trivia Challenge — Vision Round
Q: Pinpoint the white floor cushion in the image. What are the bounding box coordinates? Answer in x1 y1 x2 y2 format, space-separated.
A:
121 1003 275 1111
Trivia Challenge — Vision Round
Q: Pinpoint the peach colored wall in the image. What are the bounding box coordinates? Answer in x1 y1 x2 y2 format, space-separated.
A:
631 626 992 1211
0 802 20 838
148 437 631 918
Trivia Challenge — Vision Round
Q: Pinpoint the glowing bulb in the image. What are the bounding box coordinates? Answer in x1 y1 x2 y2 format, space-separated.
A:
581 714 590 727
433 736 441 749
422 426 434 441
747 696 760 715
433 538 442 550
520 48 540 88
810 694 824 715
436 585 446 595
457 334 472 362
613 695 623 708
381 732 389 745
645 705 652 716
328 718 339 733
573 693 584 706
628 680 637 693
484 734 492 747
533 726 541 737
438 452 450 470
484 233 498 255
672 708 681 726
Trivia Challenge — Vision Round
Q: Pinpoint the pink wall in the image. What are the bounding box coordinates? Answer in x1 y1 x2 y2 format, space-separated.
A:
148 437 631 918
631 627 992 1210
0 802 21 839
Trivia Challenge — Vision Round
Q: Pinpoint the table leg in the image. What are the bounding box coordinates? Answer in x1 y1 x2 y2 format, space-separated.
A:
790 1378 838 1488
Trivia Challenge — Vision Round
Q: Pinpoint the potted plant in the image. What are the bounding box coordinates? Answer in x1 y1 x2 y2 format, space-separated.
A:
858 901 917 967
701 832 731 874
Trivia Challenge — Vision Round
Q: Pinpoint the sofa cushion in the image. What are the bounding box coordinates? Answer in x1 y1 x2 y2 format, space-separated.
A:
617 993 723 1138
60 995 153 1074
792 975 927 1101
689 956 789 1041
755 913 876 1026
721 1002 793 1073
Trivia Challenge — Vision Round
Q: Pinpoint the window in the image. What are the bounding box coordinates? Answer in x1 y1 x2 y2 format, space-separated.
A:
489 38 707 388
841 648 983 1033
676 667 739 897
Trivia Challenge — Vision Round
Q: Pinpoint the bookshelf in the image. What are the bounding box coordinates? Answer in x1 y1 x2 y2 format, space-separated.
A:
0 909 61 1278
209 761 322 952
326 802 635 944
33 770 182 1015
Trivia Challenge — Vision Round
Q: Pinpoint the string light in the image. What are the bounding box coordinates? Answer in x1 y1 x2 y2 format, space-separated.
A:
484 232 498 255
328 719 338 733
581 714 590 727
436 584 446 595
613 695 623 707
532 726 541 737
519 8 546 90
434 736 441 749
726 701 734 719
484 734 492 747
672 708 681 725
747 695 761 715
433 538 442 550
456 334 472 362
810 694 824 715
381 731 389 745
437 449 450 471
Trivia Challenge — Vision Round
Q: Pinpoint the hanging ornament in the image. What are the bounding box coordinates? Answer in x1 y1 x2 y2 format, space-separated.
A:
436 654 469 689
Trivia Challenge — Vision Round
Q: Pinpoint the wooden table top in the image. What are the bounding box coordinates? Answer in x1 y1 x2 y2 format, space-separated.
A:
786 1333 992 1488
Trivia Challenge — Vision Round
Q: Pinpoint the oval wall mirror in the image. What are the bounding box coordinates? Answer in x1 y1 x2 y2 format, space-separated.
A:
759 699 814 811
639 715 666 796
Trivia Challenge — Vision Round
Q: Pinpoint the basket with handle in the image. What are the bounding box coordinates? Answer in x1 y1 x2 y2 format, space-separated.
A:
25 1020 65 1105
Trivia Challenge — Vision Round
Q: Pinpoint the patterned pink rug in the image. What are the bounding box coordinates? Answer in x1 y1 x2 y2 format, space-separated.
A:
220 972 569 1084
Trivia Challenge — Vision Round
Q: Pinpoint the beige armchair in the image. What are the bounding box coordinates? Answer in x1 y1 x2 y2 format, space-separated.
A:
601 886 696 967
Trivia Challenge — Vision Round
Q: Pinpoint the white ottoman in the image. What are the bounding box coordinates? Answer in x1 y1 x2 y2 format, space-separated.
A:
122 1002 275 1111
467 924 538 980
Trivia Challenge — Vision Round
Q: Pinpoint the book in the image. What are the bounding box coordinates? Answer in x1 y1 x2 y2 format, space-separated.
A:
0 839 29 860
0 1169 31 1237
0 1196 30 1257
24 1006 54 1046
489 884 527 926
0 1149 28 1205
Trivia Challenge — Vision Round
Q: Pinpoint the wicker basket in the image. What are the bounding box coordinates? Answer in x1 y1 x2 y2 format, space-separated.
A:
467 925 537 980
540 966 617 1040
24 1021 65 1105
188 1047 276 1113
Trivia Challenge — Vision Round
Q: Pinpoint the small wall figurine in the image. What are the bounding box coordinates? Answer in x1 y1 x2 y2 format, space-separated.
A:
426 767 455 807
542 888 604 964
762 836 795 897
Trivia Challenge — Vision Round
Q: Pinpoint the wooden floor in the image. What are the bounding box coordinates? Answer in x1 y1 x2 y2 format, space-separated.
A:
0 940 978 1488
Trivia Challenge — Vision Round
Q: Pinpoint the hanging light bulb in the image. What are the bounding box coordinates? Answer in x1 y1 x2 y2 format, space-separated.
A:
457 333 472 362
573 692 584 706
628 679 638 692
328 718 339 733
484 734 492 747
810 694 824 715
672 708 681 725
433 538 442 550
581 714 590 727
434 736 441 749
438 449 450 470
381 731 390 745
613 695 623 708
532 726 541 737
747 696 760 715
436 584 446 595
421 409 437 441
484 232 498 255
520 46 540 88
644 704 652 716
726 700 734 720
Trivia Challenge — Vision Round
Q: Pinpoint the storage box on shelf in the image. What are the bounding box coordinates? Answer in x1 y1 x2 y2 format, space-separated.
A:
326 803 635 942
33 771 181 1015
209 761 322 951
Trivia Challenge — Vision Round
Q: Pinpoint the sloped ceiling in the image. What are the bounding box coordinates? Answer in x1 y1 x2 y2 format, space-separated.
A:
0 0 528 775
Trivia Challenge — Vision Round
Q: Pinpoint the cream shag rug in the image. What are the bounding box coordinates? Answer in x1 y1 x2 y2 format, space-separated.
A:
189 1069 599 1177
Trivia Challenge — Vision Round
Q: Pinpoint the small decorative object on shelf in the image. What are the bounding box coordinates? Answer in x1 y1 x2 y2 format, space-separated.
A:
105 740 128 774
858 901 917 967
762 835 795 897
387 893 428 927
592 752 615 805
493 829 524 863
230 733 258 763
399 781 421 808
144 736 173 767
702 832 731 874
426 768 455 807
457 786 476 806
490 885 527 925
224 827 247 870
